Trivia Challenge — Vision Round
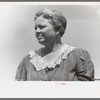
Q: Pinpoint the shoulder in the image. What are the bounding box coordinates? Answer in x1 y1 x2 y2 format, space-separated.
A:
21 47 43 62
20 54 30 64
63 44 91 57
73 48 90 54
64 45 92 63
72 48 91 60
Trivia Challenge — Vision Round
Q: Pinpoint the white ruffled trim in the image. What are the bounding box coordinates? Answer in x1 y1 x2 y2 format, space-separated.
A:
29 44 75 71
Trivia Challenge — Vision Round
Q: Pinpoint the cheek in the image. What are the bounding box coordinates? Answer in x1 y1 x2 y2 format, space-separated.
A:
44 30 55 38
45 27 56 36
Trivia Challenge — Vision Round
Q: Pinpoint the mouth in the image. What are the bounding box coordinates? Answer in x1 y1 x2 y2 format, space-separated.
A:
37 35 42 38
37 33 43 38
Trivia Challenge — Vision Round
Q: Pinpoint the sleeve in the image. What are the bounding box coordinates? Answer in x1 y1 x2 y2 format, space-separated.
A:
15 58 27 81
75 49 94 81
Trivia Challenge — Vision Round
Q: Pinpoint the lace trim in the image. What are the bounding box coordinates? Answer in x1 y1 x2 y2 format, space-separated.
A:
29 44 75 71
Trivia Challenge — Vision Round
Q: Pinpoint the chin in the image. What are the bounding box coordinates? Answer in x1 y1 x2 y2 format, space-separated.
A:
38 41 45 45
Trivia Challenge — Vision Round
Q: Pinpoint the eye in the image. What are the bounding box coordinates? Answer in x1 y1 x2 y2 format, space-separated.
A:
39 25 46 29
35 25 46 30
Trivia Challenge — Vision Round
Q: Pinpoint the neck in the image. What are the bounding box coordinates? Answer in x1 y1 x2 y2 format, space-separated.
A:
43 38 63 54
46 42 62 51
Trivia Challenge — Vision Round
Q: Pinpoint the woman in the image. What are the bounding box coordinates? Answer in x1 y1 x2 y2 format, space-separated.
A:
15 8 94 81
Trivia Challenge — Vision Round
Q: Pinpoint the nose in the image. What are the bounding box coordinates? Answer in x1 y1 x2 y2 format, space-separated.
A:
35 27 42 36
35 27 41 33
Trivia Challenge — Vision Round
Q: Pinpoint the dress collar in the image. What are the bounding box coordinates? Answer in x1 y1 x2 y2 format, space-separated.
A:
29 44 75 71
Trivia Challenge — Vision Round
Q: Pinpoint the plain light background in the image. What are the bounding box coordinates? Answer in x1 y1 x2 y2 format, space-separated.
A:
0 3 100 81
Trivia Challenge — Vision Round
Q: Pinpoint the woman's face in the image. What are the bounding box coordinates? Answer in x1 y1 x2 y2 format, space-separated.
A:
35 16 57 45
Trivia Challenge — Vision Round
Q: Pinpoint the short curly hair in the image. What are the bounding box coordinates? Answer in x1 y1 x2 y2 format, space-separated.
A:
34 8 67 37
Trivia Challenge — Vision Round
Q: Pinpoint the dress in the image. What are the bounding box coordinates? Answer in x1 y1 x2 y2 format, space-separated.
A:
15 44 94 81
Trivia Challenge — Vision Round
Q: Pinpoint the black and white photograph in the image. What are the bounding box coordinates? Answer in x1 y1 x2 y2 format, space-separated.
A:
0 2 100 98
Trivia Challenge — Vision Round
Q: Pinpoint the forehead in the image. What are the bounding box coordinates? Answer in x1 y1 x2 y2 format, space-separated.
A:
35 16 50 25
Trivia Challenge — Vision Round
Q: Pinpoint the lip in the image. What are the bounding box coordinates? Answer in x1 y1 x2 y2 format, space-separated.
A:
37 36 43 39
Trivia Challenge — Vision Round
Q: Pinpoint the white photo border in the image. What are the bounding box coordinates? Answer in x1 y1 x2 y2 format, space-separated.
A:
0 2 99 98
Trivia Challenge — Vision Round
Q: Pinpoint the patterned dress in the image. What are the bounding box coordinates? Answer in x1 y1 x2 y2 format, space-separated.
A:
15 44 94 81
